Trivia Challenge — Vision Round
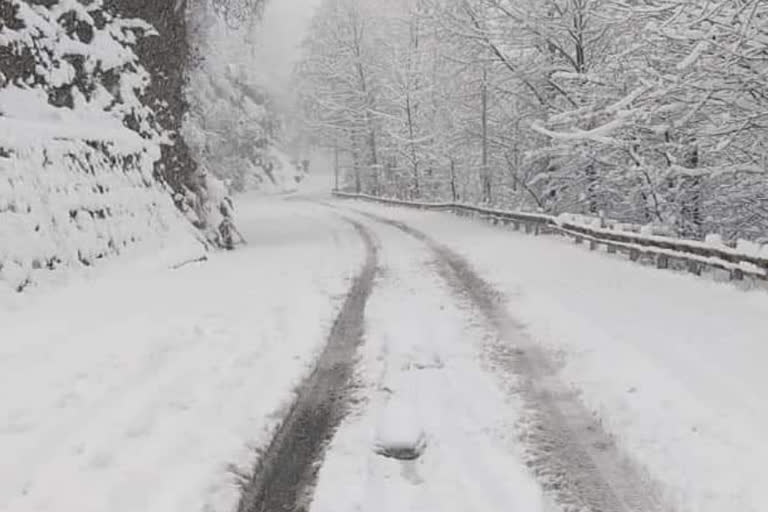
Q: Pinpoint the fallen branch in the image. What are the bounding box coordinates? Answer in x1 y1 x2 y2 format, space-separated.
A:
171 255 209 270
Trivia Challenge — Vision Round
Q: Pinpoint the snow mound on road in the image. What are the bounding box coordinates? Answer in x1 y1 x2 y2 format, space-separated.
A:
374 393 428 461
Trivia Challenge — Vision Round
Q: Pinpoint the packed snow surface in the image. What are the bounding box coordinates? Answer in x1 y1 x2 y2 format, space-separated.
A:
0 196 365 512
311 218 548 512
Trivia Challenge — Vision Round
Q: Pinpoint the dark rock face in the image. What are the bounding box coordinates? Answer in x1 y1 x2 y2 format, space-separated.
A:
0 0 199 197
105 0 199 195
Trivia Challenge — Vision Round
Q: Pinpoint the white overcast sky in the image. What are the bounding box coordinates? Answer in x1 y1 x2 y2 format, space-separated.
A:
253 0 323 96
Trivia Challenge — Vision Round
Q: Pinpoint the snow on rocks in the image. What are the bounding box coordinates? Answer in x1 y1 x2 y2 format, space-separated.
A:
0 140 203 295
0 0 202 294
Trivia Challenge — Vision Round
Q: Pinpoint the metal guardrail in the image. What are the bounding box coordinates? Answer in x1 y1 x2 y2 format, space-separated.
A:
333 190 768 281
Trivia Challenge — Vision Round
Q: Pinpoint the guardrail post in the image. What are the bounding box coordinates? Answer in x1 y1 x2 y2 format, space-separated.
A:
513 221 520 231
607 244 617 254
630 248 640 261
687 261 701 276
657 254 669 270
525 223 532 234
589 240 598 251
574 235 583 244
730 268 744 281
534 225 540 236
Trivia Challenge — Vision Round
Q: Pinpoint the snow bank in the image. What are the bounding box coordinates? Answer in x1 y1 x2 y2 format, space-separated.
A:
0 140 204 294
0 87 148 150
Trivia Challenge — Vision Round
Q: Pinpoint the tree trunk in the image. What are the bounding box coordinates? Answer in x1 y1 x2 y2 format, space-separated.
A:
481 66 491 203
450 159 458 202
333 145 340 191
406 95 420 197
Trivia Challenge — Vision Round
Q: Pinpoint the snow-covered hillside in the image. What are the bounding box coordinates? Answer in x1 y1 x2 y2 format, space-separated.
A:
0 0 206 294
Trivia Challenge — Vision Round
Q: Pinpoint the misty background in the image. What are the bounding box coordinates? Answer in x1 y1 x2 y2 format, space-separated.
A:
254 0 332 184
253 0 321 96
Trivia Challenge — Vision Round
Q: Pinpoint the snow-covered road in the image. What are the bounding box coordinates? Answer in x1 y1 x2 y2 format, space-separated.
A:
310 213 550 512
329 196 768 512
307 205 664 512
3 185 766 512
0 197 365 512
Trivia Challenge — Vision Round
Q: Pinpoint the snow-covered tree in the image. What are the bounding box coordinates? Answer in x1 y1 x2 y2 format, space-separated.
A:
296 0 386 193
299 0 768 240
184 0 302 194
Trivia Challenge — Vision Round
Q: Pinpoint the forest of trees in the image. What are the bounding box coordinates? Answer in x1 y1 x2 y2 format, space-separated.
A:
184 0 290 193
297 0 768 241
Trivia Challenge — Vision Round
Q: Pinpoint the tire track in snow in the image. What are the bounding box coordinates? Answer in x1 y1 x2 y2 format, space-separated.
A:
237 217 378 512
309 218 548 512
350 209 669 512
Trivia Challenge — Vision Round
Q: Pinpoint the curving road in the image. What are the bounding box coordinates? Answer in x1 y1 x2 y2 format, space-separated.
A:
5 169 759 512
239 185 670 512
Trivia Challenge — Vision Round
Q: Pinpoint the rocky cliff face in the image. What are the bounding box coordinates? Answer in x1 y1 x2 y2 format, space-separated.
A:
0 0 205 293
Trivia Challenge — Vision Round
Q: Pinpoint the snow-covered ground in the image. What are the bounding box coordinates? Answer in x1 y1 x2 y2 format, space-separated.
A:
5 182 766 512
337 199 768 512
0 196 364 512
311 218 549 512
